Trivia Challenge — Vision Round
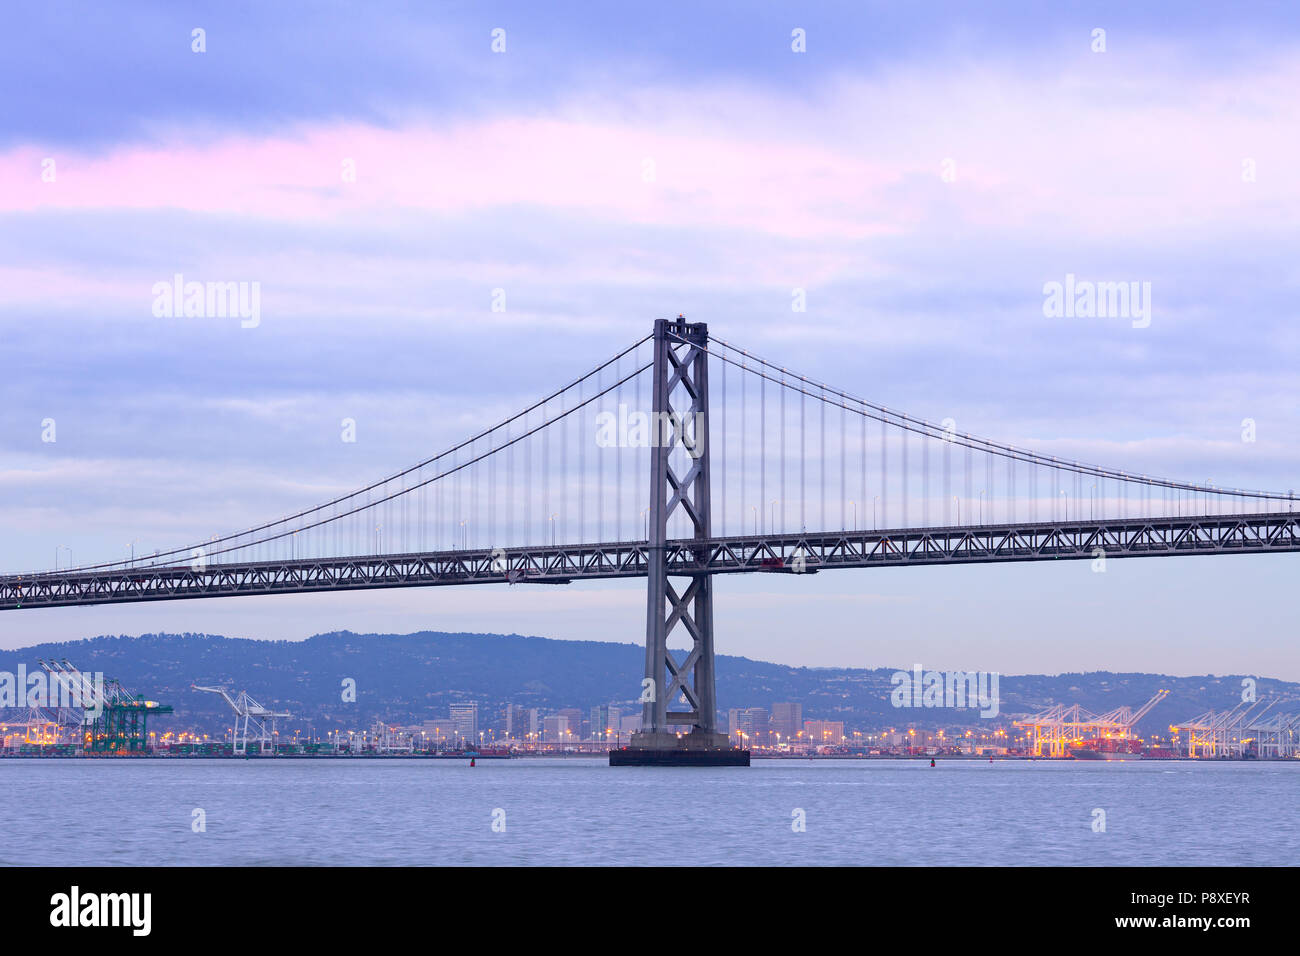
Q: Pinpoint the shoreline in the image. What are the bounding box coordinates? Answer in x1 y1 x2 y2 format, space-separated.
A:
0 752 1292 762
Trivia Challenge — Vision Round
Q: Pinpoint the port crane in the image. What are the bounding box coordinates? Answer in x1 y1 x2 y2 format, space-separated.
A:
1172 697 1278 758
2 704 57 747
1248 704 1300 758
1091 689 1170 738
38 659 101 746
27 659 170 752
1012 703 1095 757
1015 689 1170 757
193 684 291 755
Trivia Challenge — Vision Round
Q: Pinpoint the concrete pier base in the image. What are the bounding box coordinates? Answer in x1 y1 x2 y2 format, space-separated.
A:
609 730 750 766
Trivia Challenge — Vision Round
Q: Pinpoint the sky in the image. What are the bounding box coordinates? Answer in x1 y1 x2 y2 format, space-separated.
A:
2 2 1299 682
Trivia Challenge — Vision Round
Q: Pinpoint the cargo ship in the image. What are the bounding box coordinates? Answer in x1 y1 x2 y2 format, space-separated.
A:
1067 738 1144 760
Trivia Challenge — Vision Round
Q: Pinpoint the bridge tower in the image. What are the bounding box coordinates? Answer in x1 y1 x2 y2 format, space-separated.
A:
612 317 749 766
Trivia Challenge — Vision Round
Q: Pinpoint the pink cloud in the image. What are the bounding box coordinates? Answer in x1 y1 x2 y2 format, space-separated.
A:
2 50 1297 266
0 119 905 241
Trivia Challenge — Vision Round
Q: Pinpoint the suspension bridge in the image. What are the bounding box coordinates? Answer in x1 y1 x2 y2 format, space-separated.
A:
3 317 1298 764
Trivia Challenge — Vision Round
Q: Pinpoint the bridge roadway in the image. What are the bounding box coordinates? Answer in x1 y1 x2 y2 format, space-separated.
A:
3 511 1298 610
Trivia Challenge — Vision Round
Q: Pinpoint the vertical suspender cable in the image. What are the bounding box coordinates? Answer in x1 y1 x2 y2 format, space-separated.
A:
860 410 866 532
741 356 747 535
840 402 846 531
760 369 766 533
720 354 726 537
595 367 602 541
902 423 908 528
879 418 886 530
819 391 825 530
780 371 786 532
800 384 806 531
922 430 929 527
615 356 623 541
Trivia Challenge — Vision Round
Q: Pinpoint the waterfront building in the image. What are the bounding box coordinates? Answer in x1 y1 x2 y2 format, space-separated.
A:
772 702 803 740
728 707 770 746
803 720 846 748
419 719 459 749
591 704 622 740
542 714 570 742
505 704 531 742
559 708 586 741
449 702 479 745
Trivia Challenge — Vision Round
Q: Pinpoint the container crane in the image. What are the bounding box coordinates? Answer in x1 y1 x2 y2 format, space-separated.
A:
38 659 100 747
1015 689 1171 757
1092 688 1170 738
38 659 170 752
193 684 291 755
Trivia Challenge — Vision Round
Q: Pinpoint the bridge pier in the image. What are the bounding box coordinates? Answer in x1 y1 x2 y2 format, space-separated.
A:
612 317 749 767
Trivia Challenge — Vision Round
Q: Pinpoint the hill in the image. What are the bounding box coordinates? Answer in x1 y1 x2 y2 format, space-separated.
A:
1 631 1290 738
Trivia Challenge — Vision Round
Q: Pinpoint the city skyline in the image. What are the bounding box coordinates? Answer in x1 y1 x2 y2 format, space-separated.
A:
4 626 1285 751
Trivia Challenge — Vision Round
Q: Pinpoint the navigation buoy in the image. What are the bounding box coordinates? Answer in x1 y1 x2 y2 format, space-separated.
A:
930 758 936 767
470 757 476 767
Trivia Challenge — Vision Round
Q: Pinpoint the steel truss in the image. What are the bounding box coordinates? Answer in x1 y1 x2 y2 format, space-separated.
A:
5 511 1300 612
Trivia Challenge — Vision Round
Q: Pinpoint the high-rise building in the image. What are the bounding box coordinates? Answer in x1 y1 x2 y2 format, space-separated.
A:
449 702 479 744
505 704 531 741
542 714 569 742
772 702 802 741
728 707 769 745
591 705 622 741
558 708 585 741
728 709 745 742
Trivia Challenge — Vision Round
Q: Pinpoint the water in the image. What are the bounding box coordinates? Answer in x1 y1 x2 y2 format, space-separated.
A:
2 758 1296 866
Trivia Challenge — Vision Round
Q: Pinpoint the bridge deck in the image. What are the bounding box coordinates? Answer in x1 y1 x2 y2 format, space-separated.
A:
2 512 1297 610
